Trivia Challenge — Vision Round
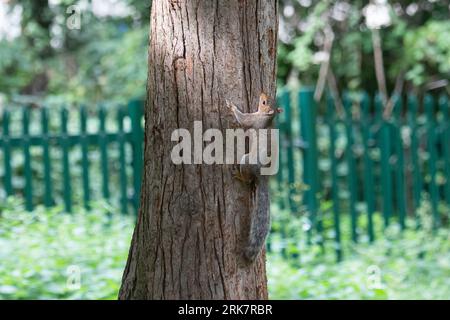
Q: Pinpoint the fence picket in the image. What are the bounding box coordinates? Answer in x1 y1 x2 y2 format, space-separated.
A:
275 93 286 210
61 107 72 213
408 95 422 226
280 90 296 213
361 93 375 241
393 96 406 229
129 100 143 215
2 109 12 196
99 106 110 200
326 95 342 260
80 106 90 210
438 95 450 206
425 95 439 228
299 89 319 244
377 95 393 227
343 95 358 242
117 107 128 214
41 108 52 207
22 107 33 211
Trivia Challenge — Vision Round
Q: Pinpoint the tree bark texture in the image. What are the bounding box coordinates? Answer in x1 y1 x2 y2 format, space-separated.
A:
119 0 278 300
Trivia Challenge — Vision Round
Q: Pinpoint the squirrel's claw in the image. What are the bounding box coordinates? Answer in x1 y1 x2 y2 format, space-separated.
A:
225 99 233 110
232 166 252 184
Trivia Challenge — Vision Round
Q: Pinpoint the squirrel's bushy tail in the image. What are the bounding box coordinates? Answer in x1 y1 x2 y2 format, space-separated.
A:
244 178 270 262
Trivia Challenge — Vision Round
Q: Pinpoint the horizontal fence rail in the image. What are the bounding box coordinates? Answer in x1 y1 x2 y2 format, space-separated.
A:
274 88 449 261
0 100 144 215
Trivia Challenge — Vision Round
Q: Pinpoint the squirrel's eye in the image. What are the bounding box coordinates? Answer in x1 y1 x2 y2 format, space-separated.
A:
262 100 266 105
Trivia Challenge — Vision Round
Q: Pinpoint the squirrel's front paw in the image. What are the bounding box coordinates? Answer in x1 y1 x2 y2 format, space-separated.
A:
231 166 252 184
231 166 242 180
225 99 233 110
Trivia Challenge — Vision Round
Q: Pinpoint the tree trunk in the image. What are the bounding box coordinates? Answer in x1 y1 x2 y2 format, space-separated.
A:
119 0 278 300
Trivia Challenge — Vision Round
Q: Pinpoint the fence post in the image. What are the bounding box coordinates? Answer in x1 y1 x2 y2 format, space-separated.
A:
343 94 358 242
299 88 319 243
275 92 286 210
117 107 128 214
41 108 53 207
377 94 393 227
80 105 90 210
438 95 450 206
392 95 406 229
61 107 72 213
129 99 144 215
361 93 375 242
326 94 342 260
99 105 110 200
408 95 422 227
425 95 439 229
22 107 33 211
375 94 392 227
280 89 297 213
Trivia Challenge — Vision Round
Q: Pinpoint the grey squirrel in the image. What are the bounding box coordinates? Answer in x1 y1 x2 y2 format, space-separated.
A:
226 93 282 262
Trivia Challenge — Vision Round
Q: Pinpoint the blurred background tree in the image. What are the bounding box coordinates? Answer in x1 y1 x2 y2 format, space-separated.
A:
278 0 449 95
0 0 151 103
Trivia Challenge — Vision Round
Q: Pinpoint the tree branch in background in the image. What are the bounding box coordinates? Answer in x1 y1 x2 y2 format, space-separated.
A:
371 28 388 107
314 26 334 103
372 28 406 120
425 79 449 91
313 25 344 118
383 71 405 119
326 69 345 118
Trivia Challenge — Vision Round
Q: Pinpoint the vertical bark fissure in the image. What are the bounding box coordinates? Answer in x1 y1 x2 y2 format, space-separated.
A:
255 0 264 90
239 1 250 112
160 175 169 299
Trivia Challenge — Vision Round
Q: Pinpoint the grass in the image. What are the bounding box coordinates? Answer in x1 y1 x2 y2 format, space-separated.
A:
0 197 449 299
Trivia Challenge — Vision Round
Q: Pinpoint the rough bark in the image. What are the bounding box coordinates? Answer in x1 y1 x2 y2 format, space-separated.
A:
119 0 278 300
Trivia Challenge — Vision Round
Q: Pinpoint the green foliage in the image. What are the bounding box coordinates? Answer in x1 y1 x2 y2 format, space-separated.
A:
278 0 450 93
2 1 448 101
0 37 41 95
48 26 148 103
1 196 449 299
287 0 328 73
403 20 450 87
0 198 133 299
0 1 149 103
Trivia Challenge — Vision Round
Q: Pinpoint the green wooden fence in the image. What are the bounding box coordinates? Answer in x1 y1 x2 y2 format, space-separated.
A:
1 90 449 260
275 88 449 260
0 100 144 215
